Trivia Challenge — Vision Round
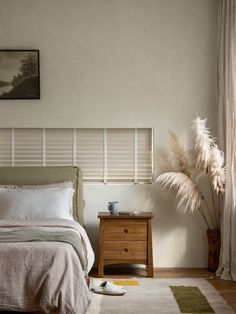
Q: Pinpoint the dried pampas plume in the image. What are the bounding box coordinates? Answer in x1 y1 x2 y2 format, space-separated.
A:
156 172 202 213
191 117 214 174
156 155 174 175
168 130 191 177
209 145 226 193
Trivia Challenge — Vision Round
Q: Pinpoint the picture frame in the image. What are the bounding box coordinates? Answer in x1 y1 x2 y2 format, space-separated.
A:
0 50 40 99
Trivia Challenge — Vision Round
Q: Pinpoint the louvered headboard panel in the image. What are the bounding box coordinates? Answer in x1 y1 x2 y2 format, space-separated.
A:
0 128 153 184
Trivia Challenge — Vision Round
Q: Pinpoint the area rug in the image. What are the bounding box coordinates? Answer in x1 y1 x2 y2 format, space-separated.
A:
86 278 234 314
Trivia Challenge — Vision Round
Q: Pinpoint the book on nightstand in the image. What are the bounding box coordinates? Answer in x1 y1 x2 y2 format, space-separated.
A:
118 210 143 215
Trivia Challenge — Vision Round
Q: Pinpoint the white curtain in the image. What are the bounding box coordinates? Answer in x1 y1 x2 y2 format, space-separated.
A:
217 0 236 281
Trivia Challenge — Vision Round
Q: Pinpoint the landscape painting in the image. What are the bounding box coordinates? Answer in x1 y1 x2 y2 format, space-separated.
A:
0 50 40 99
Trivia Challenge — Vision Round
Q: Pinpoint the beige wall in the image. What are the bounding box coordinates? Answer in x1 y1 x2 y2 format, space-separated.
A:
0 0 218 267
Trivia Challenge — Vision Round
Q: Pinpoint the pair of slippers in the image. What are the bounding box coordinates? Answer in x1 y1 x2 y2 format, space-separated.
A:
92 281 127 296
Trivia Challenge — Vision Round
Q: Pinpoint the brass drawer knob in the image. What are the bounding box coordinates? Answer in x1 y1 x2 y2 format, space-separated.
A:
123 229 128 234
124 248 128 253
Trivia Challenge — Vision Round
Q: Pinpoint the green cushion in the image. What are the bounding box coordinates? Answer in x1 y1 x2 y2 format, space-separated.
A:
0 166 84 225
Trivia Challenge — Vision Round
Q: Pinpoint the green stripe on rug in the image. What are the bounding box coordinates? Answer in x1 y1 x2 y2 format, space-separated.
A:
169 286 215 313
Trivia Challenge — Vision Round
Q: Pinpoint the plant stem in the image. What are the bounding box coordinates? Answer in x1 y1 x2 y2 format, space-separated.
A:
201 196 216 229
198 184 217 229
208 174 219 228
198 206 211 229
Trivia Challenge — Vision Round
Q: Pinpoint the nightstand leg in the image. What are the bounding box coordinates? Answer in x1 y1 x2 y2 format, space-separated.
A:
147 261 154 278
98 218 104 278
98 261 104 278
147 219 154 277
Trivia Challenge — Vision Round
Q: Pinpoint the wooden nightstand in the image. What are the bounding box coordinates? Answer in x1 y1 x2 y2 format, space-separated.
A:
98 212 153 278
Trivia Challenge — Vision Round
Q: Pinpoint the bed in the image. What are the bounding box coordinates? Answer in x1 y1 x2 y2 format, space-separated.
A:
0 166 94 314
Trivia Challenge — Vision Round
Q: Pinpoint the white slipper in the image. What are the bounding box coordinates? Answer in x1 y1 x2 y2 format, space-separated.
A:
92 281 124 290
92 281 127 296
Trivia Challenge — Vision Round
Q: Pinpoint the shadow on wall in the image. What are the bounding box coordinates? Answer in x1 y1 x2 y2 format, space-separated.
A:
132 184 208 267
83 183 208 268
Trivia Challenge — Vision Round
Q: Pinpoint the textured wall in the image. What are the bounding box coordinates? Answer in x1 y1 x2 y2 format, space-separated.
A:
0 0 218 267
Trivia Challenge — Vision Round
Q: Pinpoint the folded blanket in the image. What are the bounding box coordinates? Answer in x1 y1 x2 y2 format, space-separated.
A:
0 218 95 274
0 228 87 270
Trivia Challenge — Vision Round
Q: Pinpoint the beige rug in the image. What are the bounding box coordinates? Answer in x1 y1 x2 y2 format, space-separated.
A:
86 278 234 314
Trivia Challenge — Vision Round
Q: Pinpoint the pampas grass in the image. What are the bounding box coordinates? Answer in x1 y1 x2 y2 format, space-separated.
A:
156 155 174 175
156 117 225 229
156 172 202 213
168 131 191 177
191 117 214 174
209 145 225 193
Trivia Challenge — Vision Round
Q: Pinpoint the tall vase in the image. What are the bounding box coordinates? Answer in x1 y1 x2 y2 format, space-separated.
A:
207 229 221 272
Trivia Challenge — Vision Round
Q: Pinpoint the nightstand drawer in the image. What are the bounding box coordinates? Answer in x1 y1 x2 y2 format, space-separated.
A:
103 241 147 260
103 220 147 241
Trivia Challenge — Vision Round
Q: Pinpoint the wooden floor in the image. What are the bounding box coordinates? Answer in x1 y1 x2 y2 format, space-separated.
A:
92 267 236 313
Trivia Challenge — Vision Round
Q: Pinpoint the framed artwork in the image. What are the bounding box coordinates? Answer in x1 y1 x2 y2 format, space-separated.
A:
0 50 40 99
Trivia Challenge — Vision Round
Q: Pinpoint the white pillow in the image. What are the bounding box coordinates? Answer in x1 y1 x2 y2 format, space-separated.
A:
0 181 74 190
0 187 74 220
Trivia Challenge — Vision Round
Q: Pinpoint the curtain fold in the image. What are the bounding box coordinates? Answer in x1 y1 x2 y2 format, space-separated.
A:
217 0 236 281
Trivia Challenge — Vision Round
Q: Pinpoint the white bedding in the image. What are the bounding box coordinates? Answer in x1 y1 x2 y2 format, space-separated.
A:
0 218 95 314
0 186 74 220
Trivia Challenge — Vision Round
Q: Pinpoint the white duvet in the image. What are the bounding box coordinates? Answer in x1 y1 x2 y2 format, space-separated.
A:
0 218 95 314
